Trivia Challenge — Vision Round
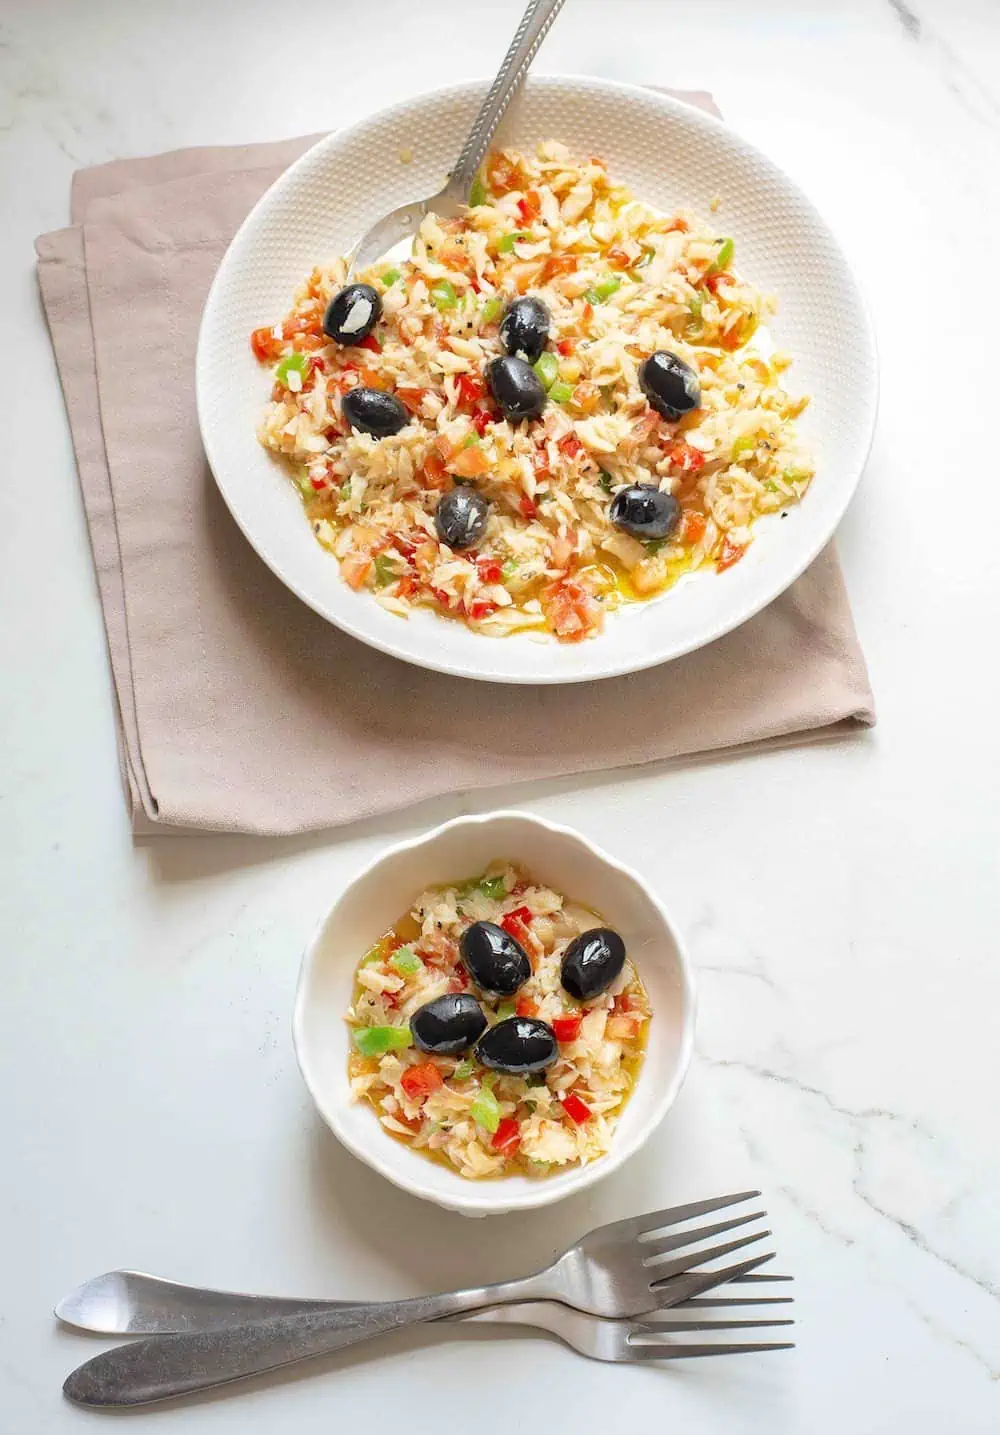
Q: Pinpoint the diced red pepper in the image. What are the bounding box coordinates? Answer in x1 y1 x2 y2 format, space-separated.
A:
477 557 503 584
556 338 575 357
467 599 498 621
500 906 533 944
397 573 418 600
561 1092 592 1125
557 433 583 460
516 996 538 1019
421 453 451 491
705 271 733 295
456 373 486 408
613 993 635 1014
472 408 493 437
606 246 633 271
448 966 469 992
519 494 538 520
355 333 381 353
552 1015 582 1044
542 254 578 282
665 442 705 473
492 1117 521 1156
396 386 428 414
717 537 746 572
400 1062 444 1102
309 476 327 492
516 189 541 223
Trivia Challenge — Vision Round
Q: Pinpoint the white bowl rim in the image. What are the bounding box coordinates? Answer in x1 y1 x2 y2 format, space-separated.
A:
197 73 879 687
292 809 697 1214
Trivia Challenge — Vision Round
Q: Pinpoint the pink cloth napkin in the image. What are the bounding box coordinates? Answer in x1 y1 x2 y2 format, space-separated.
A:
35 91 873 836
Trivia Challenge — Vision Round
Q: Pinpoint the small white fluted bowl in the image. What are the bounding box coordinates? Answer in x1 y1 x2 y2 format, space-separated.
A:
293 811 695 1215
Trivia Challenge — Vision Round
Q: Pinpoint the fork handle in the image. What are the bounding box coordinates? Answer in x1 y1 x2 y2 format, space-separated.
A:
62 1273 555 1407
445 0 566 199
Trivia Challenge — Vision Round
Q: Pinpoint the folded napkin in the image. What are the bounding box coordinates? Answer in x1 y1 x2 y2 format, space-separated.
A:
36 90 873 837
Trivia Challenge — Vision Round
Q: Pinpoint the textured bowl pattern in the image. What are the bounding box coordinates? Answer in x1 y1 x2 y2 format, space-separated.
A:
198 77 877 684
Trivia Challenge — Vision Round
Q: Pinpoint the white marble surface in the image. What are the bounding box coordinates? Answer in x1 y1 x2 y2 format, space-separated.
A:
1 0 999 1428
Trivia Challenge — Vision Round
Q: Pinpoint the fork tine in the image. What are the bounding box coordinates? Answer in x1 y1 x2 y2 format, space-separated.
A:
623 1190 762 1240
732 1272 793 1283
649 1251 776 1306
632 1317 795 1333
625 1341 795 1361
640 1210 766 1260
646 1229 771 1286
680 1294 794 1308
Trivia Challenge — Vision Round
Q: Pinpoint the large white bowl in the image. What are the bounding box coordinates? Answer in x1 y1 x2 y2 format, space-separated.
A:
292 812 695 1216
198 76 877 684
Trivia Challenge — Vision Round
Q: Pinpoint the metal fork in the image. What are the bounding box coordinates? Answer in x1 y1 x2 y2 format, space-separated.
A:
346 0 566 277
62 1192 774 1406
57 1273 794 1367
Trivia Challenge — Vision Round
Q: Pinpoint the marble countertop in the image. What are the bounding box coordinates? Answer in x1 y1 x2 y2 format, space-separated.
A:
1 0 998 1429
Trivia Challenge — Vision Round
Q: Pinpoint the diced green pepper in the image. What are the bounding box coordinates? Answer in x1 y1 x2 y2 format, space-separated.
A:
373 554 397 587
353 1025 413 1057
380 268 402 286
462 433 480 449
389 946 423 977
533 352 559 390
430 280 458 311
687 291 703 320
453 1058 477 1081
709 237 734 273
644 539 666 556
731 434 756 461
598 471 615 494
470 1085 501 1133
497 231 528 254
501 558 519 581
585 276 622 304
496 1001 517 1022
636 246 655 268
480 296 503 325
275 351 309 386
549 381 574 404
478 874 509 900
782 466 811 483
468 175 487 208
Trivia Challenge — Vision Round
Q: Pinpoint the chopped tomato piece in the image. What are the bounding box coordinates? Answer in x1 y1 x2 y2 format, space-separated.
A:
448 967 469 992
549 530 575 570
341 552 372 590
664 217 689 233
561 1092 592 1125
477 557 503 584
449 445 490 479
397 573 418 600
516 996 539 1019
486 150 527 195
543 577 603 642
665 442 705 473
492 1117 521 1156
292 332 326 352
250 326 280 362
556 338 575 357
606 246 633 270
456 373 485 408
552 1015 582 1044
717 537 746 571
557 433 583 459
396 386 427 414
467 598 498 621
705 271 734 295
612 993 634 1014
282 316 321 339
421 453 451 491
392 534 417 559
519 493 538 520
472 408 493 437
542 254 578 282
681 510 707 544
400 1062 444 1102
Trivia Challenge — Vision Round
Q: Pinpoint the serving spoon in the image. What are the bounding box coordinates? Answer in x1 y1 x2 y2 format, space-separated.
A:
347 0 566 277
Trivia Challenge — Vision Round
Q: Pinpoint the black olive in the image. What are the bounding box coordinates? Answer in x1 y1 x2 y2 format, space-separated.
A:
411 994 488 1055
322 283 382 345
638 350 701 419
460 920 531 995
486 356 546 422
609 484 680 541
499 296 550 364
560 927 627 1001
476 1017 558 1075
341 387 408 438
435 488 490 550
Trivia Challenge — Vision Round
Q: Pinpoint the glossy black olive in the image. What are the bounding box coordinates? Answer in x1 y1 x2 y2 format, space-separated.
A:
341 387 408 438
460 920 531 995
499 296 551 364
560 927 627 1001
609 484 680 541
322 283 382 345
486 356 547 422
476 1017 559 1075
638 350 701 420
411 993 488 1055
435 488 490 550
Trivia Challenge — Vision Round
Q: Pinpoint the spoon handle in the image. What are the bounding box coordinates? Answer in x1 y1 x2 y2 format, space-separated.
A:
446 0 566 199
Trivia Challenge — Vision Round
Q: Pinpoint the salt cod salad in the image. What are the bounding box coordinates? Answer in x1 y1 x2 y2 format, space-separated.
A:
346 862 650 1179
253 142 813 642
